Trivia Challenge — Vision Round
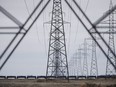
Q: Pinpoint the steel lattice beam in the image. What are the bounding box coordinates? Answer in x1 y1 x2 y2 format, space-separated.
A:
0 0 44 60
93 4 116 26
64 0 116 70
0 0 50 71
72 0 116 58
90 35 98 76
106 0 116 75
0 6 23 27
82 39 88 77
46 0 69 78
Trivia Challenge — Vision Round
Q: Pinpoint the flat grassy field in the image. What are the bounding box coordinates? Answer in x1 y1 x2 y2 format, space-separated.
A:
0 79 116 87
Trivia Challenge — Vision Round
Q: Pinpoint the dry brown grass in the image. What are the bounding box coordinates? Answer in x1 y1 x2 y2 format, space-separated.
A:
0 79 116 87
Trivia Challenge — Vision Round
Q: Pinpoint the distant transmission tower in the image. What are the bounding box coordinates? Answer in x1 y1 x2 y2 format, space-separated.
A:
82 39 88 77
69 58 74 76
46 0 69 78
106 0 116 75
73 52 78 76
90 35 98 76
77 48 82 76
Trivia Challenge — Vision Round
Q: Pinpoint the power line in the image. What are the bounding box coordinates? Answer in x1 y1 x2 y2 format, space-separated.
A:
43 25 47 56
33 0 42 46
74 0 90 46
74 0 82 48
67 0 72 60
84 0 90 13
42 0 48 56
67 22 71 57
24 0 30 15
24 0 41 45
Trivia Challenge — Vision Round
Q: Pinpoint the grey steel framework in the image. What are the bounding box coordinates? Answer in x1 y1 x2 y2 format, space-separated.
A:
77 48 82 76
69 49 82 76
90 35 98 76
46 0 69 77
0 0 51 71
72 52 78 76
82 39 88 77
68 53 77 76
0 0 116 76
68 57 73 75
106 0 116 75
64 0 116 71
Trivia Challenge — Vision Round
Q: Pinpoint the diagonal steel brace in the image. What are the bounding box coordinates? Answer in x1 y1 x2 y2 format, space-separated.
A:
64 0 116 70
0 0 51 71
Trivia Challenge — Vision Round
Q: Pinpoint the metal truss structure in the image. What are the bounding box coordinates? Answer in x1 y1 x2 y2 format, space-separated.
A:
82 37 98 77
106 0 116 75
69 49 82 76
0 0 51 71
72 52 78 76
68 56 75 76
82 39 88 77
46 0 69 77
90 0 116 75
90 35 98 76
77 48 82 76
0 0 116 76
64 0 116 71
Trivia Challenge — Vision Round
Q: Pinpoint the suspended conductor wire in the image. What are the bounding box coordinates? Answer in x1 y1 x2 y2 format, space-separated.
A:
81 0 90 19
67 0 72 59
24 0 30 15
84 0 90 13
74 0 90 47
74 0 82 48
43 1 48 56
67 8 71 57
67 25 71 55
43 24 47 56
67 1 73 74
33 0 41 45
24 0 41 45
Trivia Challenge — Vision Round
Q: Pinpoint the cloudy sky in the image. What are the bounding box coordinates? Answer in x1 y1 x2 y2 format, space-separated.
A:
0 0 116 76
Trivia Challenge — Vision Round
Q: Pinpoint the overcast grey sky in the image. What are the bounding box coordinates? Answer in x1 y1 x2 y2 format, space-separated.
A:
0 0 116 76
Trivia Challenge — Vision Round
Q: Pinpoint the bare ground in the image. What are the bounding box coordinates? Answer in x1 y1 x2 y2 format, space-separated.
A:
0 79 116 87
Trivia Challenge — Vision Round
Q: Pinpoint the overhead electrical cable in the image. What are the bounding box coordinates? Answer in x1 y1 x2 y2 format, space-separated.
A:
74 0 82 48
67 0 71 58
23 0 41 46
24 0 30 15
33 0 42 45
42 0 47 56
74 0 90 47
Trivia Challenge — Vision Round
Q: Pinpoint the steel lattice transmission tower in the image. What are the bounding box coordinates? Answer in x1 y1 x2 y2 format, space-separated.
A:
90 35 98 76
72 53 78 76
46 0 69 77
82 39 88 77
77 49 82 76
106 0 116 75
